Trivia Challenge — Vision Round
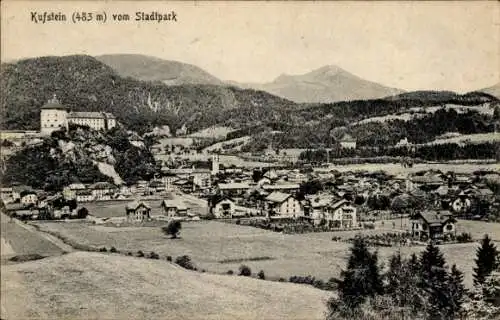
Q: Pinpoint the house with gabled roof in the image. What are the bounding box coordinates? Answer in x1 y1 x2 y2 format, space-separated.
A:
212 198 235 219
125 201 151 222
265 191 302 217
410 210 456 240
324 199 357 228
161 199 188 217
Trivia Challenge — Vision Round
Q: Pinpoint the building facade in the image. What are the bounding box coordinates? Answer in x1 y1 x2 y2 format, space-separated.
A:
40 95 116 135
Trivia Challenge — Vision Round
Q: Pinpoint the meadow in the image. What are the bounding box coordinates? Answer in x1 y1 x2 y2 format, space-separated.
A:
1 251 329 320
31 219 500 288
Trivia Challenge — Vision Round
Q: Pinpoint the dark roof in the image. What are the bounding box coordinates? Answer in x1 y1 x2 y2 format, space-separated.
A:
41 95 68 110
126 201 151 210
415 210 455 225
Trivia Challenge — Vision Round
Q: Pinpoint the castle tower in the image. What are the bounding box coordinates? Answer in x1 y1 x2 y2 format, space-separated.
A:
40 94 68 135
211 154 220 175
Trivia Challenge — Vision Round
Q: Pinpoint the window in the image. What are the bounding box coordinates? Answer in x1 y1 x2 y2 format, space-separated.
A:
446 224 453 231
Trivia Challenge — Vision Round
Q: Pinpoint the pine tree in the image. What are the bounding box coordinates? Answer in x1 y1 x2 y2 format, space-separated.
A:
408 252 420 274
445 264 466 319
419 242 450 319
336 236 383 309
386 252 403 296
473 234 499 285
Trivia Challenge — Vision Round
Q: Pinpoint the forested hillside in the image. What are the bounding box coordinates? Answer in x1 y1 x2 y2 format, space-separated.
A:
0 55 295 134
1 55 498 151
2 125 157 189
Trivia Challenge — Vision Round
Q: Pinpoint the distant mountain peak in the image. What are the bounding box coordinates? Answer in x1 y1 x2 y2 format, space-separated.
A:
254 65 404 103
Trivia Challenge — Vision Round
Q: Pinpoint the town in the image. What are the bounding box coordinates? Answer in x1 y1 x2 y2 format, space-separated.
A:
2 2 500 317
1 91 500 320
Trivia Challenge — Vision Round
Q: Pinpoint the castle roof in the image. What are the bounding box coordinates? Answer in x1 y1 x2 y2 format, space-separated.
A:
41 94 68 110
340 134 356 143
68 112 116 119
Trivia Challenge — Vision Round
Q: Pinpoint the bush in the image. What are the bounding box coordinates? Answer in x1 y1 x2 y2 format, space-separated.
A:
162 220 182 239
99 247 107 252
137 250 145 257
127 251 133 256
257 270 266 280
175 255 196 270
239 265 252 276
149 252 159 259
227 270 234 275
166 255 172 262
457 232 473 243
110 246 117 253
278 277 286 282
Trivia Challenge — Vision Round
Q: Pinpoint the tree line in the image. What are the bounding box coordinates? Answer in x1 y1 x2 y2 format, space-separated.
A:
327 235 500 319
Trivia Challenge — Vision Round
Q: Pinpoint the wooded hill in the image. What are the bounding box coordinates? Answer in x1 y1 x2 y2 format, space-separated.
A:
0 55 295 134
1 55 498 148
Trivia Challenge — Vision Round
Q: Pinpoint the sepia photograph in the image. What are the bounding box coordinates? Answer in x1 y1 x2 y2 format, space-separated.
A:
1 1 499 319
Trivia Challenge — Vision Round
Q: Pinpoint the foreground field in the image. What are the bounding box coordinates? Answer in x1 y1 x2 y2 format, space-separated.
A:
1 214 64 262
1 251 329 320
32 220 500 287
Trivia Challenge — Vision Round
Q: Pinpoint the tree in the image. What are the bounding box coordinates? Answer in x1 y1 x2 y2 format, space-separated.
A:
175 255 196 270
385 252 403 296
474 235 499 285
446 264 466 318
335 236 383 309
257 270 265 280
239 265 252 276
419 242 451 319
162 220 182 239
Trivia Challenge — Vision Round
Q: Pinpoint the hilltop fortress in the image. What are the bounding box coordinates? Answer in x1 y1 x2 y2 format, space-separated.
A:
40 94 117 135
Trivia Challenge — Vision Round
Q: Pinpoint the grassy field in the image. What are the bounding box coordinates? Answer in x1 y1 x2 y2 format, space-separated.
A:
1 251 329 320
1 214 64 261
84 200 164 218
32 219 500 288
83 196 208 218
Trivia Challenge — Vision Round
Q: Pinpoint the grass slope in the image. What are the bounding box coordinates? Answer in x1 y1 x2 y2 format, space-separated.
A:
1 251 329 320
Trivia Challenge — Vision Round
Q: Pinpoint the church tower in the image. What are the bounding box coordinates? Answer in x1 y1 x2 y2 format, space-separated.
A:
211 154 220 175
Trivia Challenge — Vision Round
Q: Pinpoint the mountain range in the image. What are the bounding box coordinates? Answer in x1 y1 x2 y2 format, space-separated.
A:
1 54 497 151
95 54 404 103
479 83 500 99
228 65 404 103
95 54 224 86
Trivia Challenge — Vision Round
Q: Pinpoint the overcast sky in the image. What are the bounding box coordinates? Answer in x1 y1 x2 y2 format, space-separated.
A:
2 1 499 92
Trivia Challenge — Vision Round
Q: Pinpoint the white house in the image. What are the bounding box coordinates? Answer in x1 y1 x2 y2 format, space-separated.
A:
212 198 235 218
324 199 357 228
339 134 357 149
76 190 94 203
410 211 456 240
451 192 472 214
89 182 116 201
20 191 38 206
265 192 302 217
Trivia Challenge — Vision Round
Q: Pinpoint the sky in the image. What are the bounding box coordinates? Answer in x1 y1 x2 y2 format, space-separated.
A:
1 1 499 92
